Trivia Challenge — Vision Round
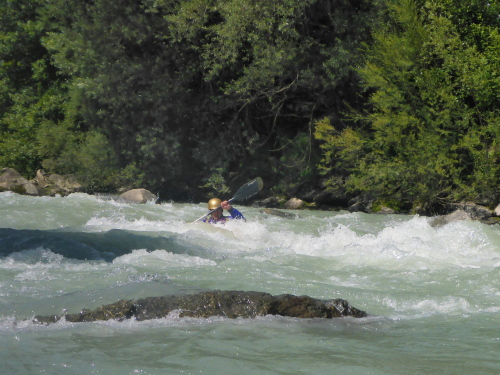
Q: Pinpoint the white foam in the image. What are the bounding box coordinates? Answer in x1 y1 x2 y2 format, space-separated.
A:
113 249 217 268
0 248 64 269
381 295 477 319
0 248 109 287
246 215 500 271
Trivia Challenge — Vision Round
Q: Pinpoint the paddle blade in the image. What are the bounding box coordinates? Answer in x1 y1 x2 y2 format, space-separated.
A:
231 177 263 202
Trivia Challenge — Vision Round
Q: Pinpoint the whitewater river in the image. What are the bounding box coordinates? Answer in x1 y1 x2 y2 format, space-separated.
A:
0 192 499 374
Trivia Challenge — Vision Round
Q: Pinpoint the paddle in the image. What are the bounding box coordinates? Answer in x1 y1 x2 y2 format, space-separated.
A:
194 177 264 222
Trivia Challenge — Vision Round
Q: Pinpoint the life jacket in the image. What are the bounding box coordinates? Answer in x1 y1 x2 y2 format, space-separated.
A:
202 207 245 224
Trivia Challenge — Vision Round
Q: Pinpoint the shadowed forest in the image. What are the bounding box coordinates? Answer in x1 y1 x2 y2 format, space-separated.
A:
1 0 499 210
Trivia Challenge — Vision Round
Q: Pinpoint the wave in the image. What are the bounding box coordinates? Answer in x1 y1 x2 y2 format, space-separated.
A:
0 228 184 261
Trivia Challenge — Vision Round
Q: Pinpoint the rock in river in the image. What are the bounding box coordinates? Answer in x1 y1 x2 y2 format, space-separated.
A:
33 290 368 324
119 188 157 204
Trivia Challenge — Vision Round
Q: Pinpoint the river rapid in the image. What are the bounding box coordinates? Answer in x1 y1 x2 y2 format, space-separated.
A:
0 192 499 374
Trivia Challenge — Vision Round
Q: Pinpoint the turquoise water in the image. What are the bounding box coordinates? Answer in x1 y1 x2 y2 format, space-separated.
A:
0 192 499 374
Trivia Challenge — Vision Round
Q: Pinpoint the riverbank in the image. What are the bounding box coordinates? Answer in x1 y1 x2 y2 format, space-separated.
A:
2 167 500 225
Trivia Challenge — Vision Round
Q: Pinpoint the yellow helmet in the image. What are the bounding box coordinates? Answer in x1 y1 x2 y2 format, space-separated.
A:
208 198 222 210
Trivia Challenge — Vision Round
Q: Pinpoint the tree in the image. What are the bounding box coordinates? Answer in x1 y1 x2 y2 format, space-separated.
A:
41 0 195 190
0 0 64 175
315 0 500 208
165 0 375 194
38 0 375 197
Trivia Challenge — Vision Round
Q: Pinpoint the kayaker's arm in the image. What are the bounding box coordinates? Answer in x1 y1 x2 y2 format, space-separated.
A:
222 200 245 221
227 206 245 221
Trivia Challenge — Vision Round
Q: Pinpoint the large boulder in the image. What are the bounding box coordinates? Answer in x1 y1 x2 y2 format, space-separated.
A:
429 209 471 227
33 290 368 324
284 197 306 210
348 200 368 213
0 168 38 195
120 188 157 204
445 202 493 221
312 187 351 208
347 193 375 213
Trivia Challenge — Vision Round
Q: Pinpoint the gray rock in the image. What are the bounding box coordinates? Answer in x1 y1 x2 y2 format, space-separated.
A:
348 201 367 213
0 168 38 195
284 198 305 210
299 189 321 202
347 193 376 213
33 290 368 324
120 188 157 204
429 209 471 227
445 202 493 221
252 196 282 208
33 170 83 196
312 188 350 207
374 206 396 215
479 217 500 225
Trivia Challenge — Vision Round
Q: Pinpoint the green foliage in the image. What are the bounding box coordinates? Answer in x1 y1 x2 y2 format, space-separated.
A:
8 184 27 195
39 128 140 191
7 0 499 207
315 0 500 206
199 168 230 198
165 0 375 190
370 198 402 213
4 0 372 198
0 0 65 175
36 0 201 190
314 117 365 175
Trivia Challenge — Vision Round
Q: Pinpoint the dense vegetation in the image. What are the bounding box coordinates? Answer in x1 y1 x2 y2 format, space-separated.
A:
1 0 499 208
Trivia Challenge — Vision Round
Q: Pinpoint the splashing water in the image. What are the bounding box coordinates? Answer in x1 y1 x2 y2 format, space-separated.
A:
0 192 499 374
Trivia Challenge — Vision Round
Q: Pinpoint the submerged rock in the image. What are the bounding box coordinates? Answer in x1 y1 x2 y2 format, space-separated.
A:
259 208 297 219
33 290 368 324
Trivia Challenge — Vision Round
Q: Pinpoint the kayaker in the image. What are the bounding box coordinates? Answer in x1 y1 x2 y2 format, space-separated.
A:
202 198 246 224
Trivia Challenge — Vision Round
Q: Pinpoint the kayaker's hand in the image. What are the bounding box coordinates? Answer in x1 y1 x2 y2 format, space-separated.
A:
221 200 232 211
